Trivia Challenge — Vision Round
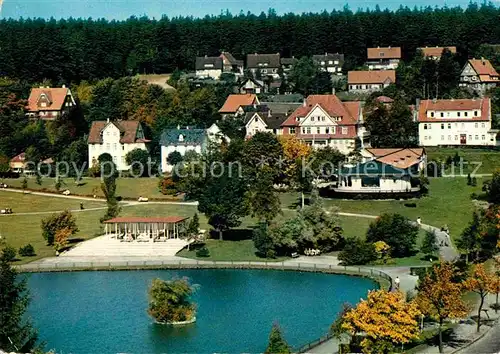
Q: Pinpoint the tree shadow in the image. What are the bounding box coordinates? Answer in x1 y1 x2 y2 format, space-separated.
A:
68 238 85 245
209 228 254 241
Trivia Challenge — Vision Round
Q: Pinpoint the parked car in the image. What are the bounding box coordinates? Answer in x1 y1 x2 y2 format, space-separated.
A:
62 190 71 196
1 208 13 214
138 196 149 202
0 183 8 188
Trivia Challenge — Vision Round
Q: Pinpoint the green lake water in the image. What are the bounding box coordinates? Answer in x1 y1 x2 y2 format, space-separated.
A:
27 269 376 353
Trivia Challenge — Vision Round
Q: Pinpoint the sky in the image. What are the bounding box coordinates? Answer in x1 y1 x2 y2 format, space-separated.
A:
0 0 491 20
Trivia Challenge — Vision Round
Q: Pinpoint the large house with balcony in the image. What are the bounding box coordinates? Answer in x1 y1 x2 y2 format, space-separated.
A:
459 58 499 94
348 70 396 93
312 53 344 75
26 86 76 120
366 47 401 70
333 148 426 196
418 46 457 60
88 120 150 171
280 95 367 154
417 98 497 146
246 53 281 79
245 111 288 138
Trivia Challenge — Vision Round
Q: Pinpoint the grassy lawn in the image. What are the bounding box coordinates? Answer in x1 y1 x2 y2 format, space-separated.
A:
282 177 485 242
0 190 105 213
1 176 178 200
426 147 500 174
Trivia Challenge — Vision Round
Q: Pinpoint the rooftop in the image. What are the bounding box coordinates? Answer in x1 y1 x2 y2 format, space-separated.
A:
367 47 402 60
103 216 188 224
348 70 396 84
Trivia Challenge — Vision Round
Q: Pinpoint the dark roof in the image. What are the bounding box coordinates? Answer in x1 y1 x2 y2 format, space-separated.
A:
247 53 281 69
88 121 148 144
103 216 188 224
221 52 242 66
159 128 206 146
312 53 345 66
242 104 270 113
281 57 297 65
195 56 223 70
245 112 288 130
341 160 413 176
260 102 302 114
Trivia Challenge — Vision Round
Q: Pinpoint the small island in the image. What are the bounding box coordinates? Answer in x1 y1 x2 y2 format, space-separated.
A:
148 278 197 325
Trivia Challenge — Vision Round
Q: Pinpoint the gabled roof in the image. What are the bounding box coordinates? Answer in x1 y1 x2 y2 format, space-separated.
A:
348 70 396 84
27 87 71 112
159 128 206 146
375 96 394 104
260 101 302 115
367 47 402 60
245 112 288 130
218 94 258 113
281 57 297 65
417 98 490 122
195 56 223 70
418 46 457 58
247 53 281 68
88 120 149 144
10 152 25 163
281 95 360 127
468 59 500 81
220 52 242 66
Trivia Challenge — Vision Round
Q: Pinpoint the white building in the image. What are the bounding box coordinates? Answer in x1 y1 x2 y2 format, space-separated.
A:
348 70 396 93
280 95 368 155
417 98 497 146
195 56 223 79
88 120 150 171
159 125 229 173
366 47 402 70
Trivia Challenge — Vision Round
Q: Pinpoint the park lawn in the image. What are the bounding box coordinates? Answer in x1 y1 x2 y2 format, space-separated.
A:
0 190 105 213
426 147 500 174
283 177 485 242
2 176 178 200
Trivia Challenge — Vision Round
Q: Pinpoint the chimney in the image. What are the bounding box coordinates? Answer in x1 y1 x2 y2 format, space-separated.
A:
62 84 66 88
303 99 307 107
325 52 328 56
106 118 110 123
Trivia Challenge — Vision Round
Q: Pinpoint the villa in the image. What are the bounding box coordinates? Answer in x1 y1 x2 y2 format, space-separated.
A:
459 58 499 94
25 85 76 120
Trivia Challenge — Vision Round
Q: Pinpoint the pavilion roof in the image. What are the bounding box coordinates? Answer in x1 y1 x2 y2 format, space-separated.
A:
103 216 188 224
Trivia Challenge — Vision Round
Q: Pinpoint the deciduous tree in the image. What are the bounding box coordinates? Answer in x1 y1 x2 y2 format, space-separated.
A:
342 289 421 353
41 210 79 246
416 262 468 353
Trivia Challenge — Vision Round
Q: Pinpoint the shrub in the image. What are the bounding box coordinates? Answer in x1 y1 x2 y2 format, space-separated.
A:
158 176 177 195
1 246 17 262
41 210 79 246
338 238 377 265
18 244 35 257
253 223 276 258
196 247 210 257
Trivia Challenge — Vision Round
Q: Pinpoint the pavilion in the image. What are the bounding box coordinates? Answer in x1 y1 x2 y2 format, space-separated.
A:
103 216 189 242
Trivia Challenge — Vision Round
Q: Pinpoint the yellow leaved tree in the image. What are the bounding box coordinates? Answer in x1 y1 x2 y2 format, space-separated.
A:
373 241 391 264
341 289 421 353
416 262 468 353
464 263 499 332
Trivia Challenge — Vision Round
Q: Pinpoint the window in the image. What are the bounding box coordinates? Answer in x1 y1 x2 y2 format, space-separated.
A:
332 126 337 134
113 156 117 163
316 127 321 134
424 124 427 130
321 117 325 121
121 156 125 164
482 135 485 140
441 135 444 141
448 135 451 140
441 124 444 129
457 112 461 117
301 128 306 134
328 61 333 65
461 123 465 128
342 127 348 135
481 123 485 128
306 127 311 134
113 131 117 136
122 145 125 151
107 131 110 136
455 135 458 141
464 112 468 117
469 135 472 140
447 123 451 129
475 123 478 128
474 111 478 116
424 136 427 140
106 143 110 150
290 127 295 134
431 112 435 118
440 112 444 118
311 117 315 122
325 127 330 134
334 60 339 65
475 135 478 140
113 143 117 151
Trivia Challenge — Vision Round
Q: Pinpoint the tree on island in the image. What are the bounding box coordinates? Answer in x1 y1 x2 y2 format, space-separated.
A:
0 248 39 352
148 278 197 324
265 323 291 354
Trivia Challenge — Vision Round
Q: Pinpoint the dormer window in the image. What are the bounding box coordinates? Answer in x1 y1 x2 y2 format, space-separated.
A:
179 134 184 142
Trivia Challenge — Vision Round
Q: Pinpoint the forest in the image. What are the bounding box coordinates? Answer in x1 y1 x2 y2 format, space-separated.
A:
0 3 500 83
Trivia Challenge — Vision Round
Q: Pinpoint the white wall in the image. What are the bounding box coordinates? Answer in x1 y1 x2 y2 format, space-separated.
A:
195 69 222 79
346 176 412 192
349 83 388 92
88 123 148 171
245 115 268 137
418 121 495 146
161 144 202 173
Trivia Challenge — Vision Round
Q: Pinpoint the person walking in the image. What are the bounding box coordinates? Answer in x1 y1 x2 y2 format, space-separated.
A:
416 217 422 227
394 276 400 291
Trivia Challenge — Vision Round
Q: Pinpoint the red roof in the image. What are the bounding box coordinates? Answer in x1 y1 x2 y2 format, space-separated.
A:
88 121 150 144
468 59 500 81
419 46 457 58
375 96 394 104
418 98 490 122
10 152 25 163
103 216 188 224
218 94 258 113
281 95 360 127
348 70 396 84
27 87 71 112
367 47 401 60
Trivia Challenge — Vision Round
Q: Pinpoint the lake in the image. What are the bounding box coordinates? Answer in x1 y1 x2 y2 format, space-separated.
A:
27 269 376 353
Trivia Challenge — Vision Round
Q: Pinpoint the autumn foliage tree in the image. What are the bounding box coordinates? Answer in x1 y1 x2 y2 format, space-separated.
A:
41 210 79 246
54 227 72 252
416 262 468 353
464 263 499 332
342 290 421 353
